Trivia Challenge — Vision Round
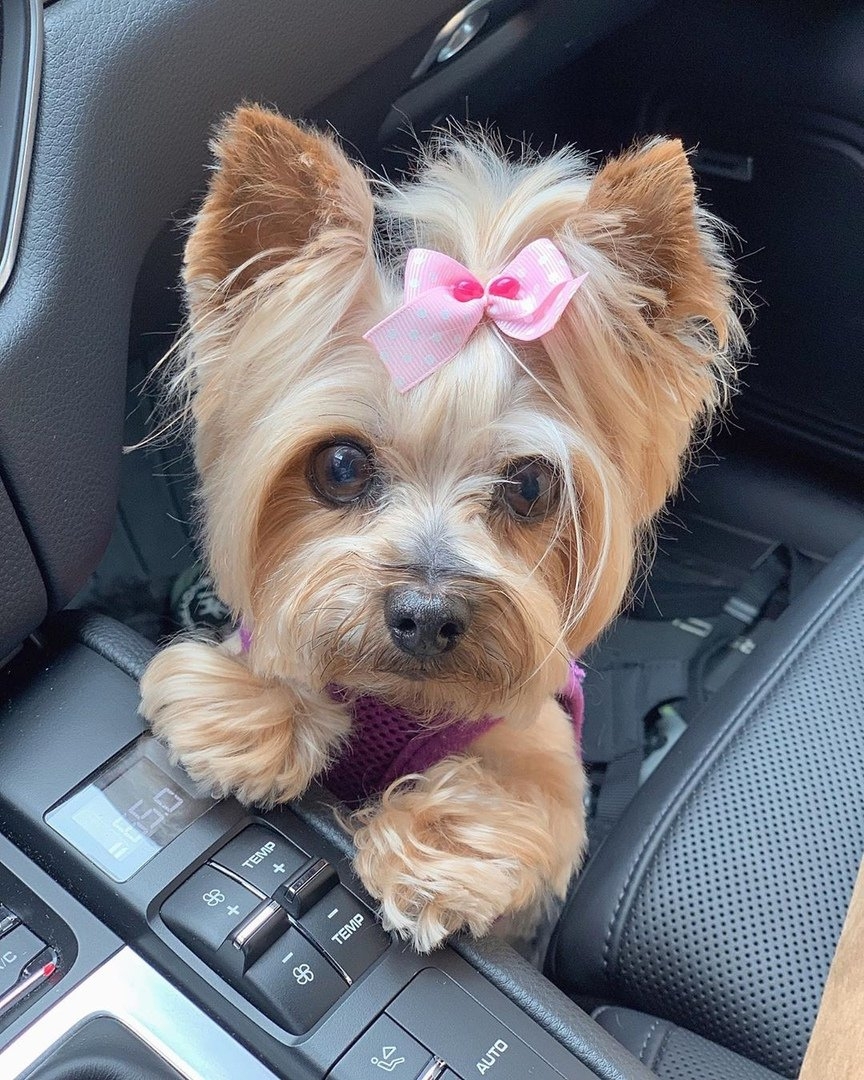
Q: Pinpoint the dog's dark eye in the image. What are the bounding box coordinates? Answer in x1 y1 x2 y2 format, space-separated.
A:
500 458 558 520
310 441 374 506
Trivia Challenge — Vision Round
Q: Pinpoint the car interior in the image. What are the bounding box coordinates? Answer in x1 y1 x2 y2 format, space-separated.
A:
1 0 863 1077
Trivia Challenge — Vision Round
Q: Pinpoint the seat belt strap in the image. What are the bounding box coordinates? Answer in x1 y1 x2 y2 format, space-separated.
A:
588 746 644 852
685 545 793 716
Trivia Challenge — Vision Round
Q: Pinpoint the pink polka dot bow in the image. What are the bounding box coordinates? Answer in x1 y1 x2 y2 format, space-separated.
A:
363 238 589 392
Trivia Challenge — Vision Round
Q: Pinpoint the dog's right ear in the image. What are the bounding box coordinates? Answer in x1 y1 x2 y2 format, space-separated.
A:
183 105 373 316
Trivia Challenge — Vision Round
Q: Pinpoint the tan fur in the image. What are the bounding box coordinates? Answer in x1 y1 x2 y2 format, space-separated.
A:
183 107 369 308
350 698 585 951
139 107 744 951
141 640 350 805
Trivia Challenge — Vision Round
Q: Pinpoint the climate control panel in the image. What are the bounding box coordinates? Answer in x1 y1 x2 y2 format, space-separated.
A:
159 824 390 1033
328 969 593 1080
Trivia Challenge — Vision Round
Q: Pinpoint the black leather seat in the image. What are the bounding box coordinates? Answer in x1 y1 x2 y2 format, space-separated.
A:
591 1007 780 1080
548 535 864 1079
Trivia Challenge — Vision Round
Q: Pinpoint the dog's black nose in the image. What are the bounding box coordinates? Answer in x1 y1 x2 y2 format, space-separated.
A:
385 588 470 658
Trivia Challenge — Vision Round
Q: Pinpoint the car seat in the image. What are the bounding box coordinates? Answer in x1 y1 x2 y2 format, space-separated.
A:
548 535 864 1079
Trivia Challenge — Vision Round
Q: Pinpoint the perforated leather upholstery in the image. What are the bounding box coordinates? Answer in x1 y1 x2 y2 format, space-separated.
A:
592 1008 782 1080
549 537 864 1077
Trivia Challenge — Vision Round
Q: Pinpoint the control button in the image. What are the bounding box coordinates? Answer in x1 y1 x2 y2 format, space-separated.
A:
244 926 347 1034
211 825 307 896
161 865 259 957
229 899 290 970
276 858 338 917
416 1063 448 1080
329 1015 433 1080
300 885 388 981
389 970 587 1079
0 953 58 1017
0 905 19 937
0 926 46 997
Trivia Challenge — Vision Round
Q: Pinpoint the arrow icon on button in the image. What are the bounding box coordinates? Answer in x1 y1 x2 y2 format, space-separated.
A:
371 1046 406 1071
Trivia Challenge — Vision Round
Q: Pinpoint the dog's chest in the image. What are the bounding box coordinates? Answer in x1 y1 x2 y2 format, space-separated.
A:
322 662 584 805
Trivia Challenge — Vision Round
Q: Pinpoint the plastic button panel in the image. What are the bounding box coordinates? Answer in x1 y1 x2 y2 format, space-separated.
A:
244 925 348 1034
0 902 58 1021
388 969 599 1079
211 825 308 896
161 864 260 958
159 824 389 1033
0 926 46 997
329 1014 434 1079
299 884 389 982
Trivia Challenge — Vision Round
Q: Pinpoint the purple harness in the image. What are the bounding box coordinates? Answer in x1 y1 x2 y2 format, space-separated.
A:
239 628 583 805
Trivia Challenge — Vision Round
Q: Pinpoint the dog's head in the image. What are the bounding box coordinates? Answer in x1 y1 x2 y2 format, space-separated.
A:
175 107 743 721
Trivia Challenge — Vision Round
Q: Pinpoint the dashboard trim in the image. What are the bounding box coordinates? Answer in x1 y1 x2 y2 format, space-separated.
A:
0 946 279 1080
0 0 42 296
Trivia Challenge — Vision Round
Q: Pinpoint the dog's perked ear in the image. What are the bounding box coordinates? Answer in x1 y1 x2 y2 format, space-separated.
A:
183 105 374 315
582 138 735 338
540 137 743 526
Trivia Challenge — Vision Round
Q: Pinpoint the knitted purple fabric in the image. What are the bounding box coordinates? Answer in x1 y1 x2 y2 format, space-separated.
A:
321 695 502 805
323 661 584 804
239 627 583 805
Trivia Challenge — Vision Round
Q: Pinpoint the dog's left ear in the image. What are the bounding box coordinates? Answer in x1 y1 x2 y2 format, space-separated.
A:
583 138 733 341
550 137 742 529
183 105 374 316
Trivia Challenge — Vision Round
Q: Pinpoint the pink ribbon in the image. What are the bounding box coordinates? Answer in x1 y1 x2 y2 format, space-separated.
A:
364 238 588 392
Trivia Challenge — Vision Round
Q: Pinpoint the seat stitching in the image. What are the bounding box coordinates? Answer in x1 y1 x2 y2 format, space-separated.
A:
650 1024 675 1072
638 1016 664 1064
598 558 864 977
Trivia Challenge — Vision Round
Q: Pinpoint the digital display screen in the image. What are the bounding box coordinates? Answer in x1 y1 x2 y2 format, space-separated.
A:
46 736 215 881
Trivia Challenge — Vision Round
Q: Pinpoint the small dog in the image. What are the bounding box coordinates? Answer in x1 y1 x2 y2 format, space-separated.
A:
139 106 743 952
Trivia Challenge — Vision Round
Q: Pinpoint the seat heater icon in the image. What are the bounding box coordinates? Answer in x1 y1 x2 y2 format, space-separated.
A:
370 1045 407 1072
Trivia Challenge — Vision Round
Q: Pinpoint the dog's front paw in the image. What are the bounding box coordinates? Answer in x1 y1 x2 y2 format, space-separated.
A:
350 760 561 952
139 641 348 806
356 847 517 952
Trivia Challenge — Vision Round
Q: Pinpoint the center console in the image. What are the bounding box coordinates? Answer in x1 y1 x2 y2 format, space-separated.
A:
0 617 654 1080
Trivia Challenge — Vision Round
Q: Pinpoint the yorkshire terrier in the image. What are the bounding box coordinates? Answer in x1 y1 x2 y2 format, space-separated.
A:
139 106 743 952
